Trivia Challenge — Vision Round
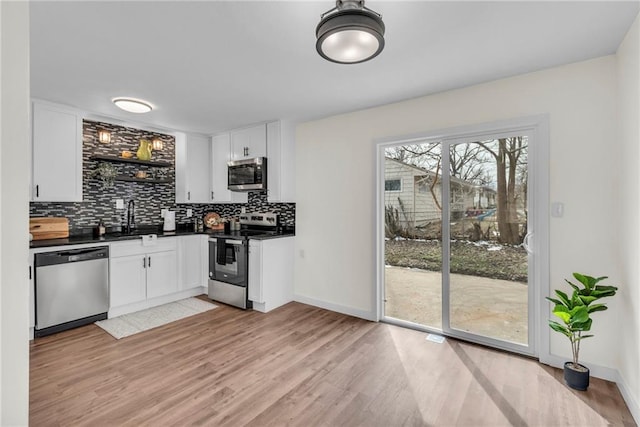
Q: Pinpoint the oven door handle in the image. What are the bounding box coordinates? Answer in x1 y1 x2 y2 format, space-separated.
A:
209 238 244 246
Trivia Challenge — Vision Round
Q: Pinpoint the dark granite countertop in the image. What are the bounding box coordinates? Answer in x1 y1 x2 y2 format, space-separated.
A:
29 226 295 249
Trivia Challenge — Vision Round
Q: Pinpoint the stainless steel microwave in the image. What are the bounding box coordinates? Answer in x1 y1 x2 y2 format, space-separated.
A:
227 157 267 191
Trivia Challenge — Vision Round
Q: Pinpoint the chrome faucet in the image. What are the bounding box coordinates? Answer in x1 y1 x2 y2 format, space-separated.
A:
125 200 135 233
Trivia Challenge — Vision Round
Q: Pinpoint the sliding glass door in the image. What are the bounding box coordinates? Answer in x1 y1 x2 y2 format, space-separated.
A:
381 124 539 356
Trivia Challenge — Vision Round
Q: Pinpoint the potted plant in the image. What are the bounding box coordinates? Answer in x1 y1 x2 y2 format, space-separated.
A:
91 162 118 189
546 273 617 390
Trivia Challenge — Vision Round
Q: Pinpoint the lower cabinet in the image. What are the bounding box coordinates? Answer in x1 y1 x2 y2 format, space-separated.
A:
109 238 178 315
177 235 208 290
248 237 294 313
110 254 147 307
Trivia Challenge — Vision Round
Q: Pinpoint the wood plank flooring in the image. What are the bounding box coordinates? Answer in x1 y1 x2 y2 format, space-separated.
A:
30 299 636 426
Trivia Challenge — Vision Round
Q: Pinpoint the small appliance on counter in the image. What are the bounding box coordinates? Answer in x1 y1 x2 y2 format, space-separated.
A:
163 210 176 232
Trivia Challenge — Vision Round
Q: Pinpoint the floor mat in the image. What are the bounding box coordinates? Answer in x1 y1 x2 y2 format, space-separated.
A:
95 297 217 339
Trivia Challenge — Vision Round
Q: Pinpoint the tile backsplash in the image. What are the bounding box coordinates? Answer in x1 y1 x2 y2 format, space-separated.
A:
29 120 295 232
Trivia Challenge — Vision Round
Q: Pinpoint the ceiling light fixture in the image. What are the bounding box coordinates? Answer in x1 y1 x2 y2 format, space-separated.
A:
316 0 385 64
112 98 153 114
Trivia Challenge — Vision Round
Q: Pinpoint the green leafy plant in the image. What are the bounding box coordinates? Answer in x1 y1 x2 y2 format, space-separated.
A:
91 162 118 189
546 273 617 369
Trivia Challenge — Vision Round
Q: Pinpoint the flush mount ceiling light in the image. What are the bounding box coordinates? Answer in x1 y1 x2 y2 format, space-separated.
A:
112 98 153 114
316 0 385 64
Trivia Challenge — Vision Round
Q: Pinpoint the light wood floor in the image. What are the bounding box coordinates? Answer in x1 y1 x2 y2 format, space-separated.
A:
30 299 635 426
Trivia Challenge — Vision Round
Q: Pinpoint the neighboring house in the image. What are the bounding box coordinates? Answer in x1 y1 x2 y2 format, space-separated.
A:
384 157 497 230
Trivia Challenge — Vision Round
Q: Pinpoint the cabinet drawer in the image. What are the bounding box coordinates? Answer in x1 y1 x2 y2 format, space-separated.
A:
110 237 177 258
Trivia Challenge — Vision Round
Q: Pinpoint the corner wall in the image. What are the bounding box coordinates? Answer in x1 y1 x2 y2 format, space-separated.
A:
295 56 619 369
0 1 30 424
616 11 640 422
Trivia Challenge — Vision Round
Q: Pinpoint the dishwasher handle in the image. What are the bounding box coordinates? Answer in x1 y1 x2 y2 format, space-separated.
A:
35 246 109 267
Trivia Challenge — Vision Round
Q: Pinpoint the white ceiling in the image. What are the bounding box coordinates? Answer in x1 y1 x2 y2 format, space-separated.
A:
30 1 639 135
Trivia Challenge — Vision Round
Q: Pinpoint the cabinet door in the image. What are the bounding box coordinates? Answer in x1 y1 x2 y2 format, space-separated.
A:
230 124 267 160
211 133 232 202
186 135 212 203
266 121 281 202
176 133 211 203
146 250 178 299
29 252 35 329
32 102 83 202
248 240 263 303
110 254 147 307
178 235 205 290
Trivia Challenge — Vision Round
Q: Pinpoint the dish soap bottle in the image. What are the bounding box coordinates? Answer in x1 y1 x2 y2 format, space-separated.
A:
95 219 106 237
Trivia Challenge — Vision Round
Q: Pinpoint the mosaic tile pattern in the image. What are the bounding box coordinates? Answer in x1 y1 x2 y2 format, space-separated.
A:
30 120 296 231
176 192 295 226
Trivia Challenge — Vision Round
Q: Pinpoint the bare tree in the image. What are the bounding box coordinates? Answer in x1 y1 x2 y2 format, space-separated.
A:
476 137 527 244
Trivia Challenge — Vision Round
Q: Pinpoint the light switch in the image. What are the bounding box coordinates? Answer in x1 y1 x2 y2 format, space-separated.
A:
186 208 193 218
551 202 564 218
115 199 124 209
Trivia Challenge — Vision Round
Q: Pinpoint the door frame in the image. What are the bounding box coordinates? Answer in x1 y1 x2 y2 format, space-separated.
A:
375 115 549 358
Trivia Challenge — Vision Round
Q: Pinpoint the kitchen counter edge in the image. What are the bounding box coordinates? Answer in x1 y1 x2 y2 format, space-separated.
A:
29 229 295 249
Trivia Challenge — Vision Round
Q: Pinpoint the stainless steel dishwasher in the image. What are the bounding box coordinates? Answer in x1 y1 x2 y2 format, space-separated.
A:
34 246 109 337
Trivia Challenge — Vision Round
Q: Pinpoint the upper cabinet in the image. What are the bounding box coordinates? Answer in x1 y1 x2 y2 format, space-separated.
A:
31 101 83 202
230 124 267 160
209 120 295 203
210 133 233 203
175 133 212 203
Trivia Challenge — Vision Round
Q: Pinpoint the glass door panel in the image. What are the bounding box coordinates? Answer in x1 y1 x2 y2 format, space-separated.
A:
383 142 443 329
447 137 529 345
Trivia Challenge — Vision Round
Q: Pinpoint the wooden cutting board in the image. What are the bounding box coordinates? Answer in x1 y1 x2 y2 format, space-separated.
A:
29 217 69 240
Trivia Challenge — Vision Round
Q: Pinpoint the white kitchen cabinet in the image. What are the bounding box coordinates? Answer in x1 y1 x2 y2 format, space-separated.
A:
210 133 232 203
265 120 295 203
31 100 83 202
230 124 267 160
177 235 208 290
28 252 35 334
110 254 147 307
146 250 179 298
175 133 212 203
109 238 178 312
248 237 294 313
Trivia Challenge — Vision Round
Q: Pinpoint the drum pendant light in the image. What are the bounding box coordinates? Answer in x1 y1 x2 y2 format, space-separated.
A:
316 0 385 64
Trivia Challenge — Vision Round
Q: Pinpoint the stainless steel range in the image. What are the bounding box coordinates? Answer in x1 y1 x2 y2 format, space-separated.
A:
207 213 279 309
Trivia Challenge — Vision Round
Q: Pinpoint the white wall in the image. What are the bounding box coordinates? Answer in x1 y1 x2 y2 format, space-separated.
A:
295 56 621 369
616 12 640 422
0 1 30 424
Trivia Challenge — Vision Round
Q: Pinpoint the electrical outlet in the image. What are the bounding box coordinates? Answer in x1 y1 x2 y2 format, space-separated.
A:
186 208 193 218
241 206 246 213
161 209 167 218
115 199 124 209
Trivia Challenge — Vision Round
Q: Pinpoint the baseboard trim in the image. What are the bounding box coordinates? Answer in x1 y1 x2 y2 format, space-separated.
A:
293 294 376 321
616 370 640 425
539 353 618 382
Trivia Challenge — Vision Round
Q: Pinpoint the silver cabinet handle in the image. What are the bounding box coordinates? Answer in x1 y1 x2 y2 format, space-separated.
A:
211 191 214 200
143 257 146 268
148 256 151 267
36 185 39 198
187 191 191 201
